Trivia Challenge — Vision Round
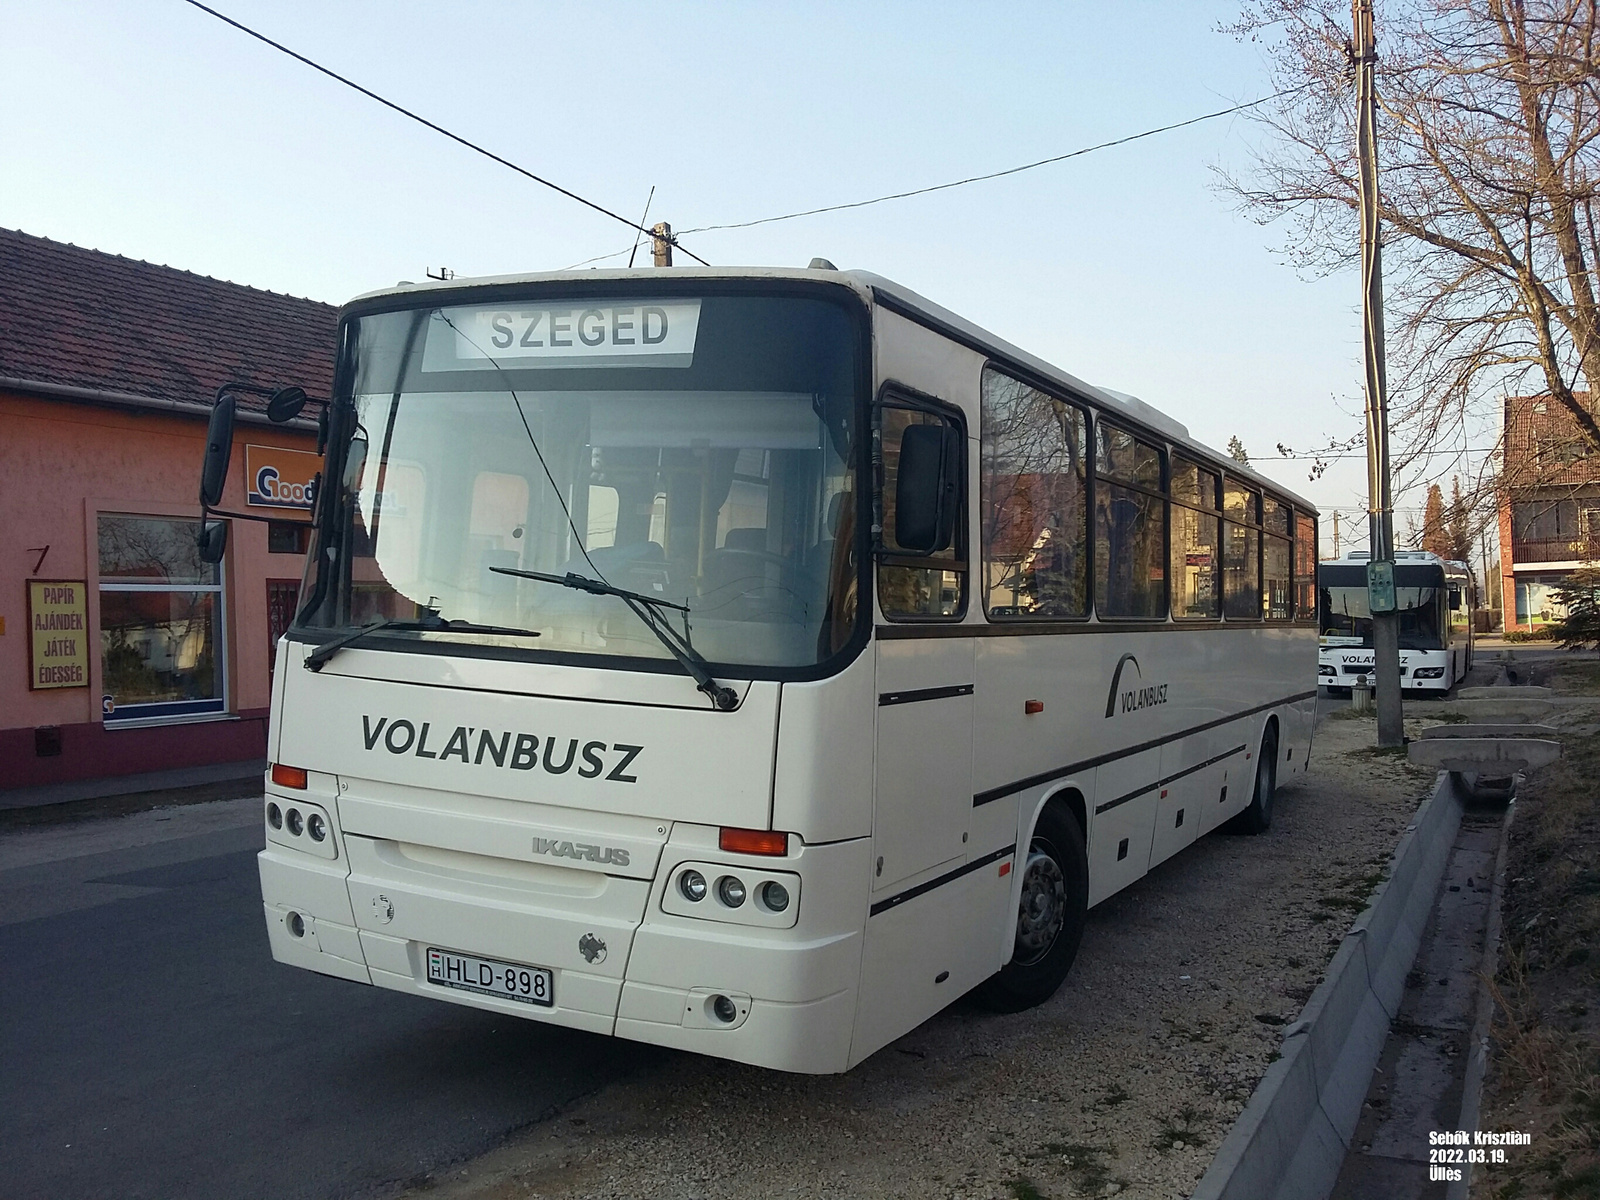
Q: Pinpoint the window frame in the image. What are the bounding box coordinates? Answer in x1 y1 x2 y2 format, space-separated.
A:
1091 416 1170 622
873 383 970 623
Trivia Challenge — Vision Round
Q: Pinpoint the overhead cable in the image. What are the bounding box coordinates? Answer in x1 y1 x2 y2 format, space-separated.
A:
679 85 1313 236
179 0 710 265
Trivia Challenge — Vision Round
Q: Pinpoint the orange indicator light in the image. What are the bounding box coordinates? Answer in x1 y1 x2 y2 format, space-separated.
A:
1024 700 1044 715
270 763 308 790
718 827 789 856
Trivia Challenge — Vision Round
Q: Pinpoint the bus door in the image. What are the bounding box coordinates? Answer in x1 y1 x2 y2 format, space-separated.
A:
869 401 974 891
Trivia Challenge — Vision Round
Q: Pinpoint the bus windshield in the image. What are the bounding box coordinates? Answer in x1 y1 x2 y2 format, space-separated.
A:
307 292 863 674
1319 580 1444 650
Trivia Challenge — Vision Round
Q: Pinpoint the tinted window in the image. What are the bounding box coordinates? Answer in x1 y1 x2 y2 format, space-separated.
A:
980 368 1088 618
1096 423 1162 489
1224 480 1260 525
1294 512 1316 618
1095 483 1166 618
1172 457 1219 510
1171 504 1221 618
1223 521 1259 618
1264 533 1291 619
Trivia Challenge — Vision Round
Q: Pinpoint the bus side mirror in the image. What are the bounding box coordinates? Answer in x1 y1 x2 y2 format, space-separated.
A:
1449 587 1462 609
197 519 227 564
894 422 961 555
266 385 309 423
199 395 237 508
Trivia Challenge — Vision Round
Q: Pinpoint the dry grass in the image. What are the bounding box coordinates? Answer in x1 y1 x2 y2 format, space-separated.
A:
1478 658 1600 1199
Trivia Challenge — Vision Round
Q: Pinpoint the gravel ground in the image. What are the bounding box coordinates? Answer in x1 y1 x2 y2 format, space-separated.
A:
404 713 1443 1200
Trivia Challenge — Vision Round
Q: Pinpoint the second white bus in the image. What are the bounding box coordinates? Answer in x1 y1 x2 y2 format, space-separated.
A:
1317 550 1475 694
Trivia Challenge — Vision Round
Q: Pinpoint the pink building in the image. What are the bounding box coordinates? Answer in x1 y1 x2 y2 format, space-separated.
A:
0 229 336 788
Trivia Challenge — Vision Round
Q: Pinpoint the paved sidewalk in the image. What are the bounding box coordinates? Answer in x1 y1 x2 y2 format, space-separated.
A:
0 759 265 826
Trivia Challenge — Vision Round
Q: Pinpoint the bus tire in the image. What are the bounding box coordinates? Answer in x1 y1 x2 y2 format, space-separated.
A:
1228 725 1278 835
978 803 1088 1013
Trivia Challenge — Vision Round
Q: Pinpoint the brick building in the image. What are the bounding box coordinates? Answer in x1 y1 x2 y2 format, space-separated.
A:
1498 391 1600 630
0 228 337 788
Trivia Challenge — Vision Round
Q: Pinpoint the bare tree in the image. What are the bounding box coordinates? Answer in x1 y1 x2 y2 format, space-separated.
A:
1222 0 1600 479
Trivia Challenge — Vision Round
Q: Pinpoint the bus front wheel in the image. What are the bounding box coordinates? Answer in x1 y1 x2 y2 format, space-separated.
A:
978 803 1088 1013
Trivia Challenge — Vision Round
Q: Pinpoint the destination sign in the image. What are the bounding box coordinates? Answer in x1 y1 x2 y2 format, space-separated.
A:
427 300 701 370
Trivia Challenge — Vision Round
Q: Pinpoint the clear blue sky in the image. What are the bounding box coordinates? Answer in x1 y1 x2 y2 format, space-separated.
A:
3 0 1453 544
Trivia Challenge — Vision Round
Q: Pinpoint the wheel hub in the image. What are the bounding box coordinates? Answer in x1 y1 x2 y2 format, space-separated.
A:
1014 846 1066 965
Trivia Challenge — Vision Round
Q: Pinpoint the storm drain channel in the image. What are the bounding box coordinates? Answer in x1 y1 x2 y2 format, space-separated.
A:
1328 802 1510 1199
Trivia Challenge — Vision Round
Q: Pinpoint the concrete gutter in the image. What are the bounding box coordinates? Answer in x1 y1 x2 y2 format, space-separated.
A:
1190 773 1462 1200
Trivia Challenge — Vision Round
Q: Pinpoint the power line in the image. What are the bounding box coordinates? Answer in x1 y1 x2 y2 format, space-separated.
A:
678 85 1312 236
179 1 710 266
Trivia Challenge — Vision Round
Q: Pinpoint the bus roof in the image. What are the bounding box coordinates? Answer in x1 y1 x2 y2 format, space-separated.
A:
342 265 1318 513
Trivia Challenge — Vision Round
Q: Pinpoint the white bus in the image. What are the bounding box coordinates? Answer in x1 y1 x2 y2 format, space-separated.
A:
1317 550 1475 695
198 267 1320 1074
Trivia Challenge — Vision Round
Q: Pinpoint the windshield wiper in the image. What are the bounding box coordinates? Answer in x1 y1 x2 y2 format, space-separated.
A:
489 566 739 711
304 615 540 672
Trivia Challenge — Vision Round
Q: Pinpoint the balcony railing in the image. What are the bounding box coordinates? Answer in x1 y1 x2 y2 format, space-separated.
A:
1512 536 1600 564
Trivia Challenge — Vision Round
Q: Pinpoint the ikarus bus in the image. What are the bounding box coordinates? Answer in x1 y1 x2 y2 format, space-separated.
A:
1316 551 1475 695
194 267 1321 1073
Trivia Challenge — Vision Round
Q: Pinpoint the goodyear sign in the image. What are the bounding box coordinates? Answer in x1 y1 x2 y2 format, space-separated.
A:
29 580 89 690
246 444 321 509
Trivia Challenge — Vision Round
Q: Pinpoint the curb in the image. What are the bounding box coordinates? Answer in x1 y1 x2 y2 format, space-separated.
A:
1190 772 1463 1200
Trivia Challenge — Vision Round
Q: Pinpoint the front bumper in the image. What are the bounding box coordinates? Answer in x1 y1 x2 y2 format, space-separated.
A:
258 827 870 1073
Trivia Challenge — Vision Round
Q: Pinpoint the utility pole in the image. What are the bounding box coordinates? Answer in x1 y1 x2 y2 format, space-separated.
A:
651 222 673 268
1332 511 1341 557
1353 0 1405 747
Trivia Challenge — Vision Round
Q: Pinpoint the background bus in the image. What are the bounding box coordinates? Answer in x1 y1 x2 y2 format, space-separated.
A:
1317 550 1474 694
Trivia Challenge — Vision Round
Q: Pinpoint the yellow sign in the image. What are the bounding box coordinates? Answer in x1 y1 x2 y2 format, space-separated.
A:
246 443 322 509
28 580 89 690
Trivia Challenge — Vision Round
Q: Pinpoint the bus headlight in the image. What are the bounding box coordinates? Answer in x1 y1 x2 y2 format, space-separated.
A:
1413 666 1445 679
661 862 800 928
1319 664 1337 677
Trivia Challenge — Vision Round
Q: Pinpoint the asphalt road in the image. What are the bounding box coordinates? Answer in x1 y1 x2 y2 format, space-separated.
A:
0 801 651 1200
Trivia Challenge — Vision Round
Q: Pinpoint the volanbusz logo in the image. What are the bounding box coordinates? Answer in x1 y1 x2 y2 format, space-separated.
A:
1105 653 1169 718
360 715 642 783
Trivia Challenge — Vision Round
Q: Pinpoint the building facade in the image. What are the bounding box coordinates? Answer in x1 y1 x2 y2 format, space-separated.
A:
1498 392 1600 631
0 229 336 788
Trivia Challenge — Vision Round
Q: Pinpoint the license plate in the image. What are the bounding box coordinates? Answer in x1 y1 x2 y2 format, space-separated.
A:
425 947 553 1007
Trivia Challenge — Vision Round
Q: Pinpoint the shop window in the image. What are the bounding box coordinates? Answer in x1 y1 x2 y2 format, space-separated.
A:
98 515 225 723
979 367 1088 618
267 521 310 555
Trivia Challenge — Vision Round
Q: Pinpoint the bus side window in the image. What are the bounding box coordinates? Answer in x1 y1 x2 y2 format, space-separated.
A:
1222 479 1261 619
1294 511 1316 619
878 402 967 619
1093 422 1167 619
979 367 1088 619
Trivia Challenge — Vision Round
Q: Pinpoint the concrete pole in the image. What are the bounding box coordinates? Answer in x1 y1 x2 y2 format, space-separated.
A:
1353 0 1405 747
651 222 673 268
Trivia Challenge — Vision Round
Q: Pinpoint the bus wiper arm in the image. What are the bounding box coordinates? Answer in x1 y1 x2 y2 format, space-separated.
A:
304 616 540 672
489 566 739 711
